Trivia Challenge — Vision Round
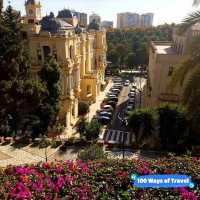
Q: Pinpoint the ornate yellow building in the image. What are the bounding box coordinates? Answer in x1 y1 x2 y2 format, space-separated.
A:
23 0 107 130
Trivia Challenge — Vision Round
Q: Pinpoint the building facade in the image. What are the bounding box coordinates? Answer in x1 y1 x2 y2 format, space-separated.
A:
101 21 113 29
71 10 87 27
144 24 200 107
140 13 154 28
89 13 101 25
117 12 154 29
23 0 107 130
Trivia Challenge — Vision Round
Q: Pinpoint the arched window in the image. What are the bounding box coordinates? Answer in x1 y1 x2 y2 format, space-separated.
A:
69 46 73 59
28 19 34 24
43 46 51 60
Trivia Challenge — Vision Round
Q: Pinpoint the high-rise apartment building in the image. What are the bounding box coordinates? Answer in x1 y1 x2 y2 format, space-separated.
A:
89 13 101 25
141 13 154 27
71 10 87 27
117 12 154 29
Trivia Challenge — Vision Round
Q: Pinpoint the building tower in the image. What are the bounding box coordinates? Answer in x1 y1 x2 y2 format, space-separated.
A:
25 0 41 25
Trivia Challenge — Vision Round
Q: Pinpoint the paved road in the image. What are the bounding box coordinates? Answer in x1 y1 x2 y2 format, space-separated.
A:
110 86 129 130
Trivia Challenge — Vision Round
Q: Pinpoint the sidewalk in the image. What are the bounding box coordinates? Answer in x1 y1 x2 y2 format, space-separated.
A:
88 80 113 121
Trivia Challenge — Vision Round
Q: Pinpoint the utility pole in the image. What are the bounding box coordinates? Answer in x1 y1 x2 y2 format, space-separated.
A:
122 132 125 159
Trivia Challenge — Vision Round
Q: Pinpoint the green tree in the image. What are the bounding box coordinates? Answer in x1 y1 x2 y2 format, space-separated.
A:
125 52 136 68
0 6 46 136
172 36 200 135
85 119 102 140
128 108 156 143
158 104 188 151
179 0 200 32
78 102 89 116
115 44 128 67
38 56 61 135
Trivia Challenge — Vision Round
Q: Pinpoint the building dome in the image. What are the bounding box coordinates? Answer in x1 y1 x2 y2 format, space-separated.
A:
41 13 73 33
57 9 73 19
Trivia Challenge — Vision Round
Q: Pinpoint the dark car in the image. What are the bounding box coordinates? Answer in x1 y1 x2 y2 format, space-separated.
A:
102 105 114 112
107 96 118 102
99 111 112 118
107 100 117 108
97 116 111 125
129 92 136 98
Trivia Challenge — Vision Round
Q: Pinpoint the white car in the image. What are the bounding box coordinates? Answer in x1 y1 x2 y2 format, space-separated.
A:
124 80 130 86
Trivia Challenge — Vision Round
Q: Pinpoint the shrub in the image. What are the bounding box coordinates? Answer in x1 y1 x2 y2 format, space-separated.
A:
51 140 62 148
38 137 52 148
85 119 102 140
128 107 157 143
78 144 106 161
0 156 199 199
158 103 188 151
78 102 89 116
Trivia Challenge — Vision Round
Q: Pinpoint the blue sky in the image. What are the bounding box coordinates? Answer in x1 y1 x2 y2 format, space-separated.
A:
4 0 196 26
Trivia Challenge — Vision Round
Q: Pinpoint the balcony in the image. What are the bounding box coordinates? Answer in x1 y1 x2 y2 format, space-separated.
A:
159 93 180 102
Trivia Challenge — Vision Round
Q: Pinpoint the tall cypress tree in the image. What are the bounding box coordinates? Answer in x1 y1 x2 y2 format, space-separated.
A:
0 6 46 136
38 56 61 135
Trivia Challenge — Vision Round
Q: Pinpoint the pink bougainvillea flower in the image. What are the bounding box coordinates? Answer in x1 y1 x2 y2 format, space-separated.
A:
55 164 64 174
116 170 128 177
15 166 32 175
178 188 198 200
66 160 74 170
57 176 64 188
138 166 151 175
42 162 50 169
10 182 32 200
65 175 74 185
76 159 82 166
47 177 57 192
37 178 43 192
82 163 89 173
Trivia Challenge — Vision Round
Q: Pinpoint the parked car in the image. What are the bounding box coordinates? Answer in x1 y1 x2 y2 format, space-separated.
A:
113 77 122 83
129 92 136 98
107 100 117 108
107 96 118 103
129 98 135 104
111 88 120 93
130 88 136 93
102 105 114 112
127 102 135 110
99 111 112 118
124 80 130 86
97 116 111 125
107 94 118 99
113 84 122 90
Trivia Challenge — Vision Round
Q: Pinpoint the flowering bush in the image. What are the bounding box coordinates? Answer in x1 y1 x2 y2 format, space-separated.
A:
0 156 199 199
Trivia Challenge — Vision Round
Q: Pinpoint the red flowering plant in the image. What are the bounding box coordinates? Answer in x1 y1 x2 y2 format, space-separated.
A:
0 156 198 199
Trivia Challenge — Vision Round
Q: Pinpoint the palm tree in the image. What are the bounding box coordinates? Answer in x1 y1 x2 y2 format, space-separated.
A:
172 34 200 135
193 0 200 6
180 0 200 31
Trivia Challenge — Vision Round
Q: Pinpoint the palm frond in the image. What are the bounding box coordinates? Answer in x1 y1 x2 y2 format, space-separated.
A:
179 10 200 34
182 65 200 105
170 57 195 87
193 0 200 7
